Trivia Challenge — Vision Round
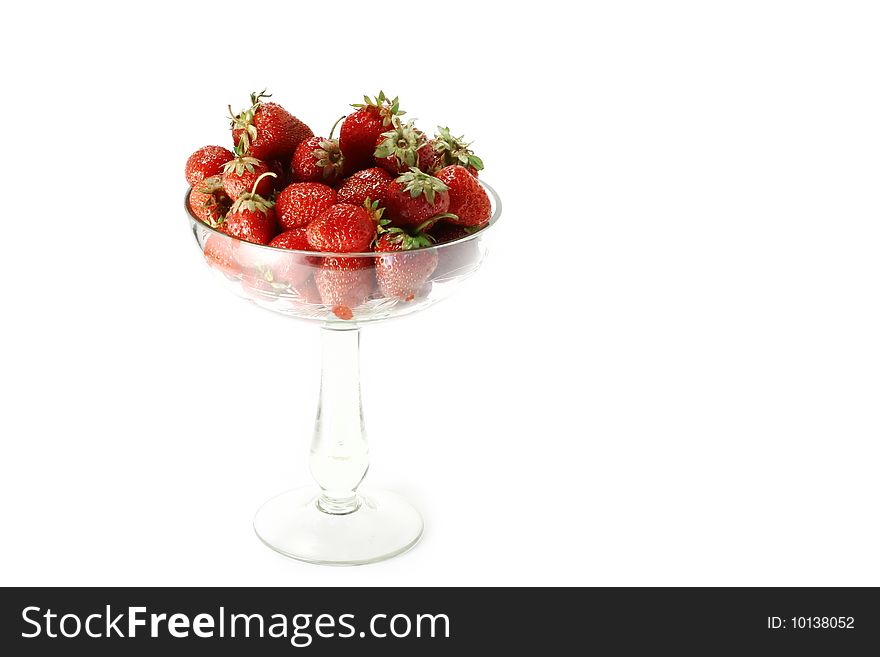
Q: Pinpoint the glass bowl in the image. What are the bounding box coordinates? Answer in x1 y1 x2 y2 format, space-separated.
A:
186 181 501 324
184 179 501 565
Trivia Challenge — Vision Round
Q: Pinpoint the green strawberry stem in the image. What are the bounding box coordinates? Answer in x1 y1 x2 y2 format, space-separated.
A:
250 171 277 196
328 115 345 140
249 89 270 107
418 214 458 231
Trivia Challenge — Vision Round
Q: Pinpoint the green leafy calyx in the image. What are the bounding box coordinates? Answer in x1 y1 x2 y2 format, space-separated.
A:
351 91 405 127
432 126 484 172
395 168 449 205
222 152 262 177
229 89 271 153
381 226 435 250
311 138 345 179
374 120 426 169
363 198 390 229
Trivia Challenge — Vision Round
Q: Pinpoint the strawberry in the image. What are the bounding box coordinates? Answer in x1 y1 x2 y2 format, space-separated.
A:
270 227 312 251
292 135 345 184
276 182 337 231
186 145 234 187
373 119 433 175
305 201 382 253
427 126 484 175
335 167 393 207
221 172 277 245
203 234 240 278
339 91 404 171
189 175 231 227
374 230 438 301
315 257 374 320
266 228 316 288
416 142 442 175
229 90 313 162
434 165 492 226
384 169 453 228
222 146 276 200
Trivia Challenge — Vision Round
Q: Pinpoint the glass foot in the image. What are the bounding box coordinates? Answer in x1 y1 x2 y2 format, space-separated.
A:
253 487 424 566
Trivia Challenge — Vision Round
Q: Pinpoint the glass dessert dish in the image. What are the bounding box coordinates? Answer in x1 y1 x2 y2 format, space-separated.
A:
185 180 501 565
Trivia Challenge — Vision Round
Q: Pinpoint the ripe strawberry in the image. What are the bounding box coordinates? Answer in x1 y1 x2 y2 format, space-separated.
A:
384 169 452 228
416 142 442 175
230 90 313 162
373 119 433 175
185 145 234 187
336 167 393 206
305 202 382 253
221 172 277 245
374 230 438 301
434 165 492 226
339 91 404 170
203 234 240 278
427 126 484 175
315 257 374 320
188 175 231 227
276 182 337 231
266 228 316 287
292 135 345 184
270 227 312 251
222 146 276 200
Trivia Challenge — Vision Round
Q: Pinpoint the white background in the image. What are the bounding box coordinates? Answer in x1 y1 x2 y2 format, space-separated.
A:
1 1 878 586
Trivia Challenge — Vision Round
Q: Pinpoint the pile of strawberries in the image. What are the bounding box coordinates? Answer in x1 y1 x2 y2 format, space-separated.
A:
185 90 492 318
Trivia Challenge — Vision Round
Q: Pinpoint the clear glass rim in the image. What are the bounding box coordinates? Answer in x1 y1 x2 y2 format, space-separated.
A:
185 178 502 258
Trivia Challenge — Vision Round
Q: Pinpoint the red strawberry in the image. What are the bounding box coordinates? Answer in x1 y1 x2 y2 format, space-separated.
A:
339 91 404 170
188 175 231 227
417 141 442 175
229 90 313 162
276 183 337 231
221 172 277 245
270 227 312 251
374 230 438 301
203 234 240 278
305 202 382 253
266 228 316 287
292 135 345 184
186 145 234 187
384 169 452 228
434 165 492 226
336 167 393 206
427 126 484 175
373 119 433 175
222 147 276 200
315 257 374 320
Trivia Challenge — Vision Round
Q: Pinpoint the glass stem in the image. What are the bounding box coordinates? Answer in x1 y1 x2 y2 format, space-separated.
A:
310 326 369 515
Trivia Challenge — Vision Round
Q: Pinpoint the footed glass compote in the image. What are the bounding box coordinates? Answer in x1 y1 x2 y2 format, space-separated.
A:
185 181 501 565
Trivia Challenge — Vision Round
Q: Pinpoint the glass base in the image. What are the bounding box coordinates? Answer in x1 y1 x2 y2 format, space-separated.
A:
253 487 424 566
